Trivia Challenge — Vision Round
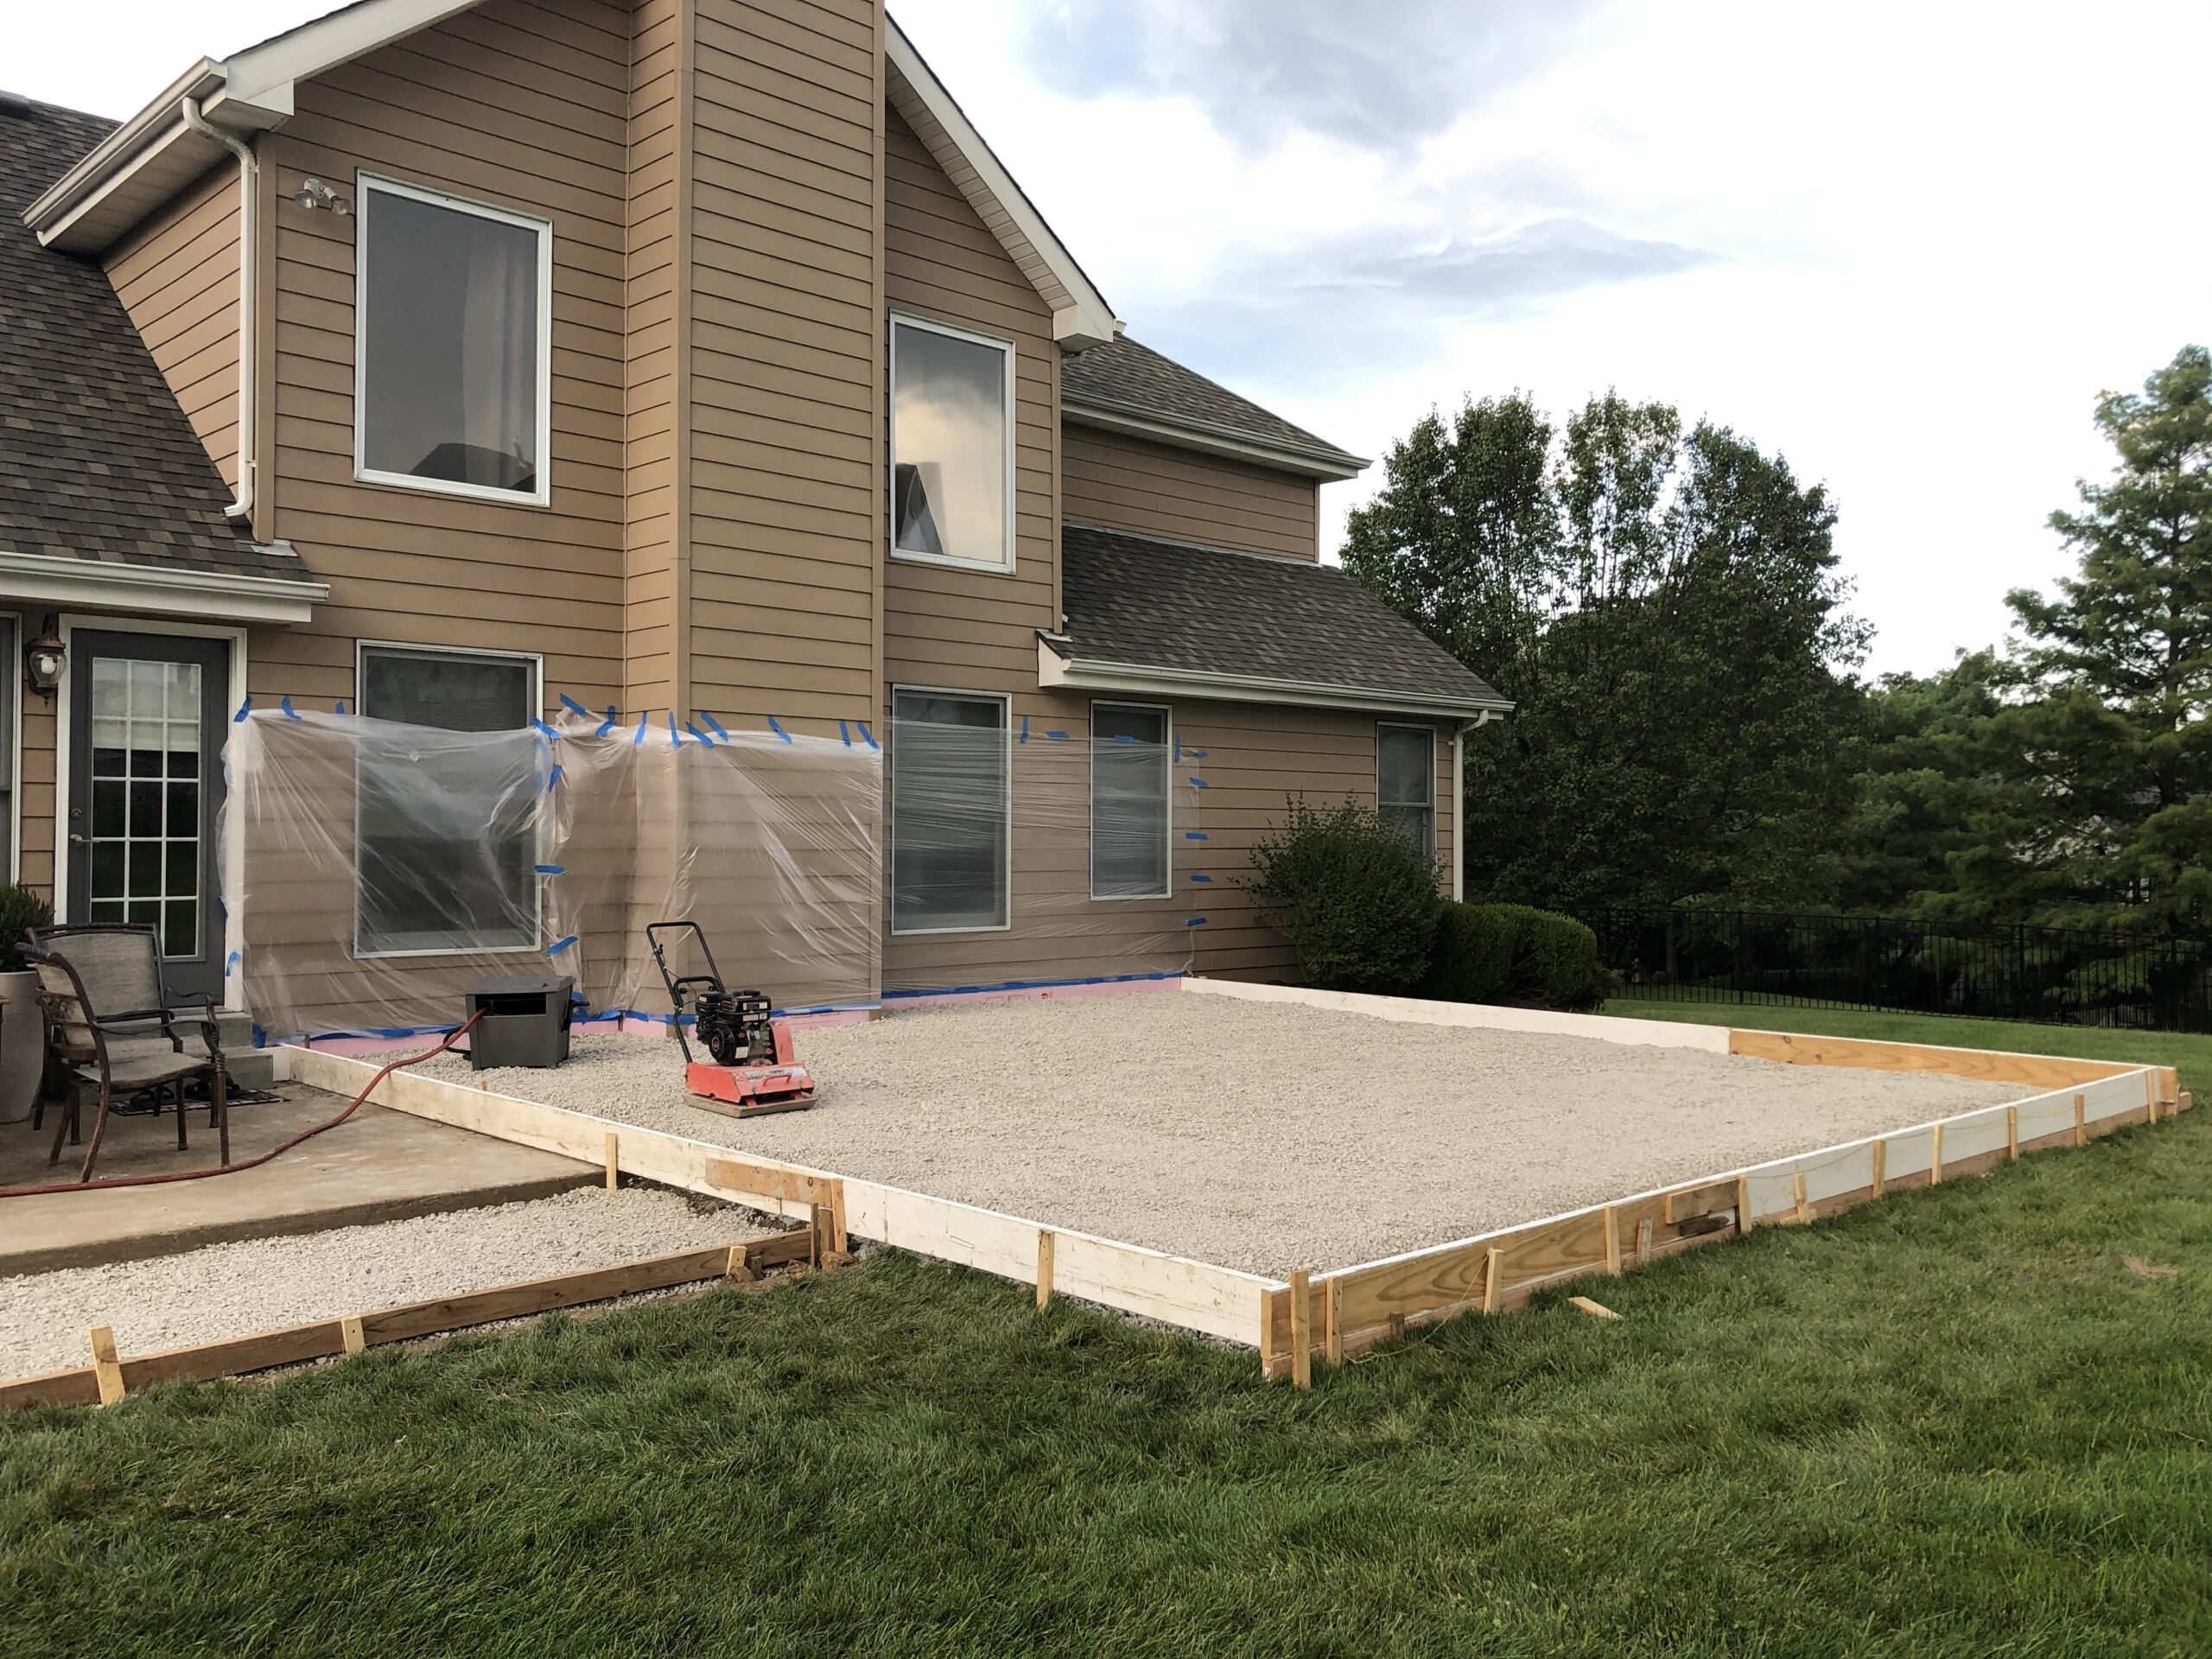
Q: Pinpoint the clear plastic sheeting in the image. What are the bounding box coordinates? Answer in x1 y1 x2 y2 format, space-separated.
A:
880 714 1202 994
222 710 879 1038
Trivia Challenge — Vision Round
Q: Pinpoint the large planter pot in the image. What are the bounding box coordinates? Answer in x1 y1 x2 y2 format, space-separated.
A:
0 969 41 1124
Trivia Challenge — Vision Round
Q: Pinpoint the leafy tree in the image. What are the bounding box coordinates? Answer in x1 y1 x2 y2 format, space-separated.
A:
1343 391 1868 915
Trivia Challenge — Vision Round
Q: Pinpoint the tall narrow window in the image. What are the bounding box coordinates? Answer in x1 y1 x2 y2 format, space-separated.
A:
891 690 1009 932
1091 703 1169 899
356 176 551 505
1377 724 1436 859
356 645 540 955
890 316 1014 570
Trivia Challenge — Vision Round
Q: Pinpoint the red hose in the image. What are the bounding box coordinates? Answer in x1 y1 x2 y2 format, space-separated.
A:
0 1012 484 1198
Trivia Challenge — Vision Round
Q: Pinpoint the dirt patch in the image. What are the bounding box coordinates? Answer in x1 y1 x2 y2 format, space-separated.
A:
412 992 2033 1278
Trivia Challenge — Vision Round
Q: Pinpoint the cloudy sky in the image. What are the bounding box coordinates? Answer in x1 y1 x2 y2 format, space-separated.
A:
16 0 2209 675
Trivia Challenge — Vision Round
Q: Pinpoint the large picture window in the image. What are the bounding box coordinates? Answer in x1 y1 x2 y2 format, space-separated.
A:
891 690 1009 932
890 315 1014 570
355 645 541 956
1377 723 1436 860
1090 702 1170 899
356 176 551 505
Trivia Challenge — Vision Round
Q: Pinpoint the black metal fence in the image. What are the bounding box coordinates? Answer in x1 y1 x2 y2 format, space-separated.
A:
1586 909 2212 1033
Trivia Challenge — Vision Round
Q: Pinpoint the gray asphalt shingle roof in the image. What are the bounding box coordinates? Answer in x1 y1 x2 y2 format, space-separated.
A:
1060 336 1363 471
1058 524 1506 710
0 92 314 583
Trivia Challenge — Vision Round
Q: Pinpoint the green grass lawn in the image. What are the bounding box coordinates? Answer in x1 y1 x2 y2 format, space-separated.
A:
4 1011 2210 1657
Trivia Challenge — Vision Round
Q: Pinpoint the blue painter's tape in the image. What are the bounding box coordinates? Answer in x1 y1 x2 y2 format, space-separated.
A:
839 719 852 747
1188 873 1212 883
225 950 240 977
1111 734 1135 743
543 764 564 794
559 693 590 718
857 720 879 751
632 712 648 747
1045 730 1069 741
686 721 715 746
334 699 346 715
1020 715 1030 744
703 712 732 741
531 717 557 738
1185 917 1208 927
280 695 301 720
1188 777 1210 788
767 715 793 743
1185 831 1209 841
667 711 682 747
232 695 251 721
546 934 578 956
1174 736 1181 762
597 707 618 737
1186 748 1209 760
534 864 566 875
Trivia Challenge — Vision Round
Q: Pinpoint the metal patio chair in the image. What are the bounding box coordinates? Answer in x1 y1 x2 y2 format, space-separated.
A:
25 923 229 1183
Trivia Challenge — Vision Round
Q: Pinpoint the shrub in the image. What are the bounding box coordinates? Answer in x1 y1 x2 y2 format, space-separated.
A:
0 886 51 975
1244 798 1440 995
1421 901 1605 1012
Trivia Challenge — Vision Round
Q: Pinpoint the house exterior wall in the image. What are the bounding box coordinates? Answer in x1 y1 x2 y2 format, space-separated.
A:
1062 424 1319 561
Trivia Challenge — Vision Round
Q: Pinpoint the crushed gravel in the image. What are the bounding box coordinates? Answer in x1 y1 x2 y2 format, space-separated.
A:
419 993 2035 1277
1 1186 772 1380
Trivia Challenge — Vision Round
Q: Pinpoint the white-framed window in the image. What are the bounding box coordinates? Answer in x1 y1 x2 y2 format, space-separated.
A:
890 688 1010 933
354 642 543 957
354 175 553 506
1090 702 1170 899
889 314 1015 572
1377 722 1436 860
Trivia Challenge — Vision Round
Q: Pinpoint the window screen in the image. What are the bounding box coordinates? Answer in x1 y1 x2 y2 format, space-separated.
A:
1378 724 1436 859
359 180 547 499
1091 703 1169 899
356 647 538 954
891 691 1008 931
891 319 1011 568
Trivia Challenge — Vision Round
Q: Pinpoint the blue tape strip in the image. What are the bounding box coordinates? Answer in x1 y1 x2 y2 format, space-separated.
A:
857 721 879 751
1185 831 1209 841
534 864 565 875
546 935 578 956
1185 917 1208 927
1175 737 1181 762
1186 748 1209 760
839 719 852 747
559 694 590 718
531 717 557 738
232 695 251 722
1020 715 1029 744
686 720 715 746
767 715 792 743
225 950 239 977
668 711 682 747
1189 777 1210 788
543 764 564 794
597 707 618 737
1045 730 1069 741
1189 873 1212 883
703 713 732 741
1111 734 1135 743
280 695 300 720
334 699 346 715
632 713 648 747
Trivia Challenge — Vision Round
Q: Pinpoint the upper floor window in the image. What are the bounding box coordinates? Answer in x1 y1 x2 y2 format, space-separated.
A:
355 175 551 506
1377 723 1436 860
890 315 1014 571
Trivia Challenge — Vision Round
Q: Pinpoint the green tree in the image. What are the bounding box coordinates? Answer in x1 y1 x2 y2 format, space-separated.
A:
1344 391 1868 915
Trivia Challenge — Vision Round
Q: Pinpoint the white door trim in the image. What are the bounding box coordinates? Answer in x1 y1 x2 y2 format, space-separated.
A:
54 614 249 1011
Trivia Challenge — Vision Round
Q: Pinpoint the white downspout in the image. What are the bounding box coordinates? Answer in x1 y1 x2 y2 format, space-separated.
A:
1452 720 1468 902
178 97 256 524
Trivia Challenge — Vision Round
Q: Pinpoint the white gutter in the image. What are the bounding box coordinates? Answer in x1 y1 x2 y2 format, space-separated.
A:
177 97 257 524
1039 635 1514 722
1452 721 1467 902
0 550 326 625
1063 399 1369 481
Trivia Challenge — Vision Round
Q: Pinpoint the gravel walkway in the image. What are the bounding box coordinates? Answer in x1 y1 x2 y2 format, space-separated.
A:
418 994 2034 1277
1 1188 771 1380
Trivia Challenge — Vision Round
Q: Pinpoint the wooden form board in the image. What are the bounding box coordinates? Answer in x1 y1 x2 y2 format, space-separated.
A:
0 1239 806 1414
284 1047 1272 1348
1257 1063 2180 1380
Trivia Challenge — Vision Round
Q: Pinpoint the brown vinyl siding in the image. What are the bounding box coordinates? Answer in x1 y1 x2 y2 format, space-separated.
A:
624 0 683 717
104 162 242 493
683 0 882 728
1063 424 1319 561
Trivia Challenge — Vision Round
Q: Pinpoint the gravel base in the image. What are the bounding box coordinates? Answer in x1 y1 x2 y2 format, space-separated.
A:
413 995 2034 1277
0 1187 772 1380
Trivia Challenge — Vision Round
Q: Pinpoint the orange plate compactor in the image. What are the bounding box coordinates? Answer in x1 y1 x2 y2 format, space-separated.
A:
645 920 818 1117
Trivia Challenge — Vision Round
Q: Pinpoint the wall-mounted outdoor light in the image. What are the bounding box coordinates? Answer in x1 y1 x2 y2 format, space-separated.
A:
24 618 63 698
290 176 351 215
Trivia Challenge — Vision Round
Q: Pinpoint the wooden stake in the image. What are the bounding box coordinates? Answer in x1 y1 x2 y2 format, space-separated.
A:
827 1179 849 1255
340 1315 365 1357
2006 1105 2019 1162
1929 1123 1943 1187
1870 1138 1886 1198
1325 1276 1341 1364
724 1243 757 1283
1035 1229 1055 1310
1636 1217 1654 1266
603 1132 620 1192
89 1327 124 1407
1287 1267 1312 1389
2073 1091 2087 1148
1482 1247 1505 1314
1567 1295 1620 1320
1791 1170 1812 1224
1602 1205 1621 1275
2145 1070 2158 1122
1736 1173 1753 1234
